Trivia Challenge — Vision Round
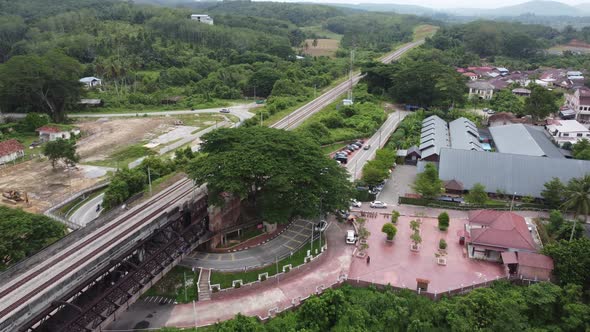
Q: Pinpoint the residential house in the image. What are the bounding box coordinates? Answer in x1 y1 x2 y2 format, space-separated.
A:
190 14 214 25
467 66 494 78
448 117 483 151
489 124 564 158
0 139 25 165
489 78 510 91
397 146 421 165
502 251 553 281
546 119 590 146
36 125 79 142
419 116 449 162
437 148 590 198
79 77 101 89
512 88 531 97
465 210 537 262
444 179 464 195
495 67 509 76
467 81 494 100
565 87 590 122
567 71 584 80
462 72 478 81
539 68 567 87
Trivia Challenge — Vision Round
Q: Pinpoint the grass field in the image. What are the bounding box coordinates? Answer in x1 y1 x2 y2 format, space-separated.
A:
300 25 343 40
302 38 340 57
87 143 155 168
70 99 250 115
413 24 439 41
142 266 200 303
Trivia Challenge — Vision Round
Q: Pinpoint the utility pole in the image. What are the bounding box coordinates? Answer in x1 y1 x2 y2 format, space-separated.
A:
310 222 314 254
183 271 187 302
260 112 263 126
348 49 355 101
510 192 516 211
148 166 152 195
314 84 317 99
192 300 198 330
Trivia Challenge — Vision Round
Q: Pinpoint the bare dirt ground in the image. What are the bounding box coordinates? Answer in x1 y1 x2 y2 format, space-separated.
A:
76 118 170 162
0 160 101 213
302 39 339 57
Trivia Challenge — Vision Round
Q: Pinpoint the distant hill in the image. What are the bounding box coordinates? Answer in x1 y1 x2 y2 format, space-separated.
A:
326 3 437 16
449 0 587 17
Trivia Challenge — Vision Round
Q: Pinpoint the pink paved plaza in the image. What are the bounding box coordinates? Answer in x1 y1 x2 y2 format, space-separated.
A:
348 214 506 293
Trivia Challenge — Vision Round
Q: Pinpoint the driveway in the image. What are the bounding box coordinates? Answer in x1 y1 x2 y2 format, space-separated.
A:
106 219 355 330
181 219 318 271
376 165 418 205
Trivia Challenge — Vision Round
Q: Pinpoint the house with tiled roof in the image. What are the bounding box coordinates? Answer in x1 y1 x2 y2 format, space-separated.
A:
36 125 79 142
0 139 25 165
465 210 538 262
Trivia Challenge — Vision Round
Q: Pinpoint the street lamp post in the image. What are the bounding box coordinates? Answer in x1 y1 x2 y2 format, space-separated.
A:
510 192 517 211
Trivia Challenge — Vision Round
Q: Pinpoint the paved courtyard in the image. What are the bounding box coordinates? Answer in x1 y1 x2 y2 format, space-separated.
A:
348 214 506 293
376 165 417 205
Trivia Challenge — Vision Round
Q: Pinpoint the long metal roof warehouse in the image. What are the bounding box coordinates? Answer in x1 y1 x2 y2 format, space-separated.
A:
438 148 590 197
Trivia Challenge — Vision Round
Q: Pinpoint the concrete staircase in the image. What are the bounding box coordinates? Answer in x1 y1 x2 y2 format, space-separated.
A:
198 268 211 301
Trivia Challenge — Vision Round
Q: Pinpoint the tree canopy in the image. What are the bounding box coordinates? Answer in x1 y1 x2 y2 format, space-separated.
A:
0 206 67 270
43 138 80 168
413 163 442 199
187 127 352 223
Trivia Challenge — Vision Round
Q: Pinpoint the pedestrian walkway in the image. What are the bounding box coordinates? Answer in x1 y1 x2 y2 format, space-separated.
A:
198 268 211 302
106 221 356 330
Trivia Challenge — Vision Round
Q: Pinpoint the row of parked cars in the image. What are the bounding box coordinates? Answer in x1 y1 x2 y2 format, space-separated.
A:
334 140 369 164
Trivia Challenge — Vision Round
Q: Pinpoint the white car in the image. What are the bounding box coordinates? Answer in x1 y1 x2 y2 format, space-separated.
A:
314 220 328 232
350 199 361 208
345 230 357 244
370 201 387 209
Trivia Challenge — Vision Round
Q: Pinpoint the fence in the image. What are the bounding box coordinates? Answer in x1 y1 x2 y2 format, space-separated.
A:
398 197 550 212
44 181 110 229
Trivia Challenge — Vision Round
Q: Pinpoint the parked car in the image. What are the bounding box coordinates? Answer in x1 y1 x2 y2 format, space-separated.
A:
220 108 230 113
352 143 362 149
363 144 370 150
345 230 358 244
350 199 361 208
314 220 328 232
370 201 387 208
337 209 350 219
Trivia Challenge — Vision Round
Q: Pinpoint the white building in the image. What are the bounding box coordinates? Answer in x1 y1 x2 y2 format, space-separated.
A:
36 125 79 142
0 139 25 165
546 119 590 146
467 81 494 100
191 14 214 25
565 87 590 123
79 77 102 89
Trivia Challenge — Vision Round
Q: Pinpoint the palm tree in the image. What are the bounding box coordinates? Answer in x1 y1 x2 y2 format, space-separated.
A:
561 174 590 241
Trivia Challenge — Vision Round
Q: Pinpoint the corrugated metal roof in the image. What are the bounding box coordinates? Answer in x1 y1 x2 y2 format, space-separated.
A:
449 117 483 151
438 148 590 197
490 124 563 158
419 115 449 158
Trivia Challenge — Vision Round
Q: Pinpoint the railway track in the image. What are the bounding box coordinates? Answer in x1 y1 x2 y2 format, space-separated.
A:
0 178 198 326
271 40 424 131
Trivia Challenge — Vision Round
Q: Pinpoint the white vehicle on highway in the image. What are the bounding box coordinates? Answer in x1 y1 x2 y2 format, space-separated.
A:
370 200 387 209
350 199 361 208
346 230 357 244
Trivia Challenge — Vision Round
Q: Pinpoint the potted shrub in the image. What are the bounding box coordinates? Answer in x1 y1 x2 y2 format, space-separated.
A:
381 223 397 242
438 212 449 231
410 231 422 251
439 239 447 250
410 219 421 233
391 210 400 224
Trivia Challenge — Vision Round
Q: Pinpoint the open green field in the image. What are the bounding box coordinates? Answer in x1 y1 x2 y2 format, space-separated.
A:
413 24 439 40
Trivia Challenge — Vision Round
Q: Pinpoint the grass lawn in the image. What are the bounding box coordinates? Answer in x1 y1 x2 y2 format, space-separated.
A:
87 143 155 168
142 266 200 303
210 235 324 289
300 26 343 40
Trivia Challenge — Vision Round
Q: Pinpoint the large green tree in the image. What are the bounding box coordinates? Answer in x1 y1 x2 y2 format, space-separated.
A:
571 139 590 160
0 50 83 122
490 89 524 115
43 138 80 168
465 183 488 205
541 177 565 209
543 238 590 290
524 84 557 121
0 206 66 270
187 127 352 223
413 163 442 199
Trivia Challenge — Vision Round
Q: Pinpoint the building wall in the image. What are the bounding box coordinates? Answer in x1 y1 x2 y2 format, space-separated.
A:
0 151 23 164
207 196 242 249
517 265 552 281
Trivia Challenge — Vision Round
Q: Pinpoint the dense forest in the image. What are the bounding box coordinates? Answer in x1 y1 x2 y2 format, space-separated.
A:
0 0 428 122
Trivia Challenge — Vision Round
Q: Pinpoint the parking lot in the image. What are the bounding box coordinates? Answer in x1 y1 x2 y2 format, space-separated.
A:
376 165 418 205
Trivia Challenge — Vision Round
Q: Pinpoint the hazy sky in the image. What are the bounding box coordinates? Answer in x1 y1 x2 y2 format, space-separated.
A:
295 0 590 9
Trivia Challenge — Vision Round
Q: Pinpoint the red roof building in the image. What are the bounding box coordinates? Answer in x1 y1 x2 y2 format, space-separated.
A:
466 210 538 262
0 139 25 164
501 251 554 281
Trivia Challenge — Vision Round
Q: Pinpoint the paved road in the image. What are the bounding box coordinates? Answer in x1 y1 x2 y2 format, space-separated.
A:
69 193 104 227
181 219 324 271
271 40 424 131
347 111 409 180
3 104 257 124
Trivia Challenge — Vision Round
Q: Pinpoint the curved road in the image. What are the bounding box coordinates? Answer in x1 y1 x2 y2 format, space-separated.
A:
69 193 104 228
181 219 324 271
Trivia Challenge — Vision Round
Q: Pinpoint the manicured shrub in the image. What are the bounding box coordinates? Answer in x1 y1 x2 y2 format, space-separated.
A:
438 212 449 231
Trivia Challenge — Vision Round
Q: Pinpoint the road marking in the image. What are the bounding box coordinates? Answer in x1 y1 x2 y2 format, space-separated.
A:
231 253 235 261
282 243 296 250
